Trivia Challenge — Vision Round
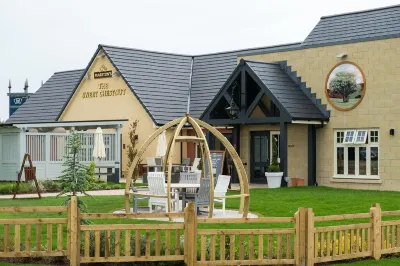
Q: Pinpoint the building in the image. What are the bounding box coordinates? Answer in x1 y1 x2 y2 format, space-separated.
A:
1 4 400 190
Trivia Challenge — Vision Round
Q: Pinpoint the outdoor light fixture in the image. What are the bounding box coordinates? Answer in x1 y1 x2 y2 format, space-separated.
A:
112 71 121 77
225 81 240 119
336 53 347 59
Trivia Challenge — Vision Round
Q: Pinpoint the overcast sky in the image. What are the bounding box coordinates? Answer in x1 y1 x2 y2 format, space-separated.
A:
0 0 398 121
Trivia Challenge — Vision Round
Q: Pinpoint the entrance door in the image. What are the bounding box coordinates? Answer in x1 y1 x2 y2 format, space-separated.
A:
250 131 270 183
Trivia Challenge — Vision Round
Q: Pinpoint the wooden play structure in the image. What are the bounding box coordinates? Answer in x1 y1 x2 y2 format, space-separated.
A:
124 114 250 218
13 153 41 199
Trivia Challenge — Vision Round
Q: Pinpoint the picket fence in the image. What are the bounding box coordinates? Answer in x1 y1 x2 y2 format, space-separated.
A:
0 198 399 266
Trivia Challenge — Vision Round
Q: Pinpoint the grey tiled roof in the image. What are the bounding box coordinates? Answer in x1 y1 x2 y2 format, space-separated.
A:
6 69 84 124
246 61 328 120
302 5 400 47
102 45 193 125
190 43 301 118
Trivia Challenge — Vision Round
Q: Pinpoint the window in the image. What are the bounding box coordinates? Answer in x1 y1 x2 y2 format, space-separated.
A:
343 130 356 144
354 130 368 144
334 129 379 179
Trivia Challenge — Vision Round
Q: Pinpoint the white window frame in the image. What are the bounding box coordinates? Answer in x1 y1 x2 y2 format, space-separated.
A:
354 130 368 144
343 130 357 144
334 129 379 179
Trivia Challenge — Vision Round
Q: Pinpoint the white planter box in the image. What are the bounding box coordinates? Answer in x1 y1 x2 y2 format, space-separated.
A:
265 172 284 188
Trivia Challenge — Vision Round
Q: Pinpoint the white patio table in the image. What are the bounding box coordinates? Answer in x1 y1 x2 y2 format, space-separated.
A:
165 183 200 212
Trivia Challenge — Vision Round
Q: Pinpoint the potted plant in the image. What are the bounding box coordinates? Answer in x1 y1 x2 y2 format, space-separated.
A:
265 137 284 188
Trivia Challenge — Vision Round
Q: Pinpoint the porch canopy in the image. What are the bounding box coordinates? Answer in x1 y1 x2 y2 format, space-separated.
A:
201 59 330 185
0 119 127 181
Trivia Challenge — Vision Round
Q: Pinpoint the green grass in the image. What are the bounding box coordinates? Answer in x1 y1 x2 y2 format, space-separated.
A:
2 186 400 265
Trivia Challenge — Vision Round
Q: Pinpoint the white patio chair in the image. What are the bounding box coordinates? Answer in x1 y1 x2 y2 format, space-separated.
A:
147 157 157 172
214 175 231 215
184 178 210 213
179 172 200 197
148 172 178 212
188 158 201 172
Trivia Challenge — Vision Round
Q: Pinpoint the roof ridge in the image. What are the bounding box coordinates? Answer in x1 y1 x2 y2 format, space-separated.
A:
244 59 280 65
54 69 85 74
100 44 193 57
99 42 302 58
321 4 400 19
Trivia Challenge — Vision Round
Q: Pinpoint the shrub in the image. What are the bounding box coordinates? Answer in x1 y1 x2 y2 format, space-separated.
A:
41 180 61 192
86 162 97 184
111 184 122 189
0 183 14 194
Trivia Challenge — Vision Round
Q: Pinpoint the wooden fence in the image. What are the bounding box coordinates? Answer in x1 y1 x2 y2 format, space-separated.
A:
1 199 400 265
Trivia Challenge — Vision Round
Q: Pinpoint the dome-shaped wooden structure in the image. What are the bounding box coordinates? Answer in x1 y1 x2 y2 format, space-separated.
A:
124 114 250 218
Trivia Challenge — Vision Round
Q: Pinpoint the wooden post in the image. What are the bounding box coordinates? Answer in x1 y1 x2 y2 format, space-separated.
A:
306 208 314 266
298 207 306 266
70 196 80 266
371 203 381 260
184 203 197 266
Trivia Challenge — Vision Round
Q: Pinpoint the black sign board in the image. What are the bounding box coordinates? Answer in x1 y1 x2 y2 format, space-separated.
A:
204 150 226 184
94 71 112 79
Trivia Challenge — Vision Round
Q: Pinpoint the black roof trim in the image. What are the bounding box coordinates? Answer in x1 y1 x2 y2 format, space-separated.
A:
321 4 400 19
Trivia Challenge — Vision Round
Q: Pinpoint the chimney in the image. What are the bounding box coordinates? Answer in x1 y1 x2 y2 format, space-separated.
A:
24 78 28 94
8 79 11 94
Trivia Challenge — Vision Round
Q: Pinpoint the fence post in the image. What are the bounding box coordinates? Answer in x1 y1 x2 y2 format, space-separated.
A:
184 203 197 266
371 203 381 260
306 208 314 266
70 196 80 266
297 207 306 266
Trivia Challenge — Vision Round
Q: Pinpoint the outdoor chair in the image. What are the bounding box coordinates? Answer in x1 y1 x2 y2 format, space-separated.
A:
184 178 210 214
148 172 178 212
131 179 150 212
188 158 201 172
214 175 231 215
179 172 200 198
147 157 162 172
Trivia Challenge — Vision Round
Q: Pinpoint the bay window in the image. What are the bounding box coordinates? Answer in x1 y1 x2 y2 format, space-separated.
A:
334 129 379 179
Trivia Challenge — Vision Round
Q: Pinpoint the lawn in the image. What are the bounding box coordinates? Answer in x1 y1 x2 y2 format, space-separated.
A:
1 186 400 265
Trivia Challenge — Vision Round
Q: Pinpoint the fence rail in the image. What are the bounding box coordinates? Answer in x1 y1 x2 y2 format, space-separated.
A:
1 199 400 266
0 205 68 259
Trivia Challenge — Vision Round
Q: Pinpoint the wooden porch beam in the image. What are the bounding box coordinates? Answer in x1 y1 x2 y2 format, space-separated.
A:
245 90 264 117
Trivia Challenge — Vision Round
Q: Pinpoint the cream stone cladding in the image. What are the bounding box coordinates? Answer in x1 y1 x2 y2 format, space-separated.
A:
241 38 400 190
59 55 182 175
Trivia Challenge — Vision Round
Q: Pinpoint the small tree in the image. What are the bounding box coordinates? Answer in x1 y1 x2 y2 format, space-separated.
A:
57 132 90 221
267 136 281 172
126 120 141 182
329 72 360 103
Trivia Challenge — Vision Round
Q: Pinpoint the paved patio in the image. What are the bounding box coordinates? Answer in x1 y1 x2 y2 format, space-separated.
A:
113 203 258 222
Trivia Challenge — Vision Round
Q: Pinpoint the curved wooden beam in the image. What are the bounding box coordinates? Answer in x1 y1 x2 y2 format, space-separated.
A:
193 118 250 218
187 116 215 218
166 117 188 214
124 117 184 213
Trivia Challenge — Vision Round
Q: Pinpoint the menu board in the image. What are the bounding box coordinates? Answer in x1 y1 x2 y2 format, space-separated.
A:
204 150 226 183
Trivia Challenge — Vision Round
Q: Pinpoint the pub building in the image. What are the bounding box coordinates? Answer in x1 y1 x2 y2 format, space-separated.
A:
1 4 400 190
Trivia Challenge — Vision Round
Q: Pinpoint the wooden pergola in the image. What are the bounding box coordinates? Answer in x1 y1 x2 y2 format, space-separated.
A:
124 114 250 218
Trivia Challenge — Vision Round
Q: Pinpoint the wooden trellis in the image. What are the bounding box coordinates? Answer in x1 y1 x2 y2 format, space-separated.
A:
124 114 250 218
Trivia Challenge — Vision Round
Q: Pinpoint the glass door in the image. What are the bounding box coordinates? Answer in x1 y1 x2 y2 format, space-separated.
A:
250 131 270 183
